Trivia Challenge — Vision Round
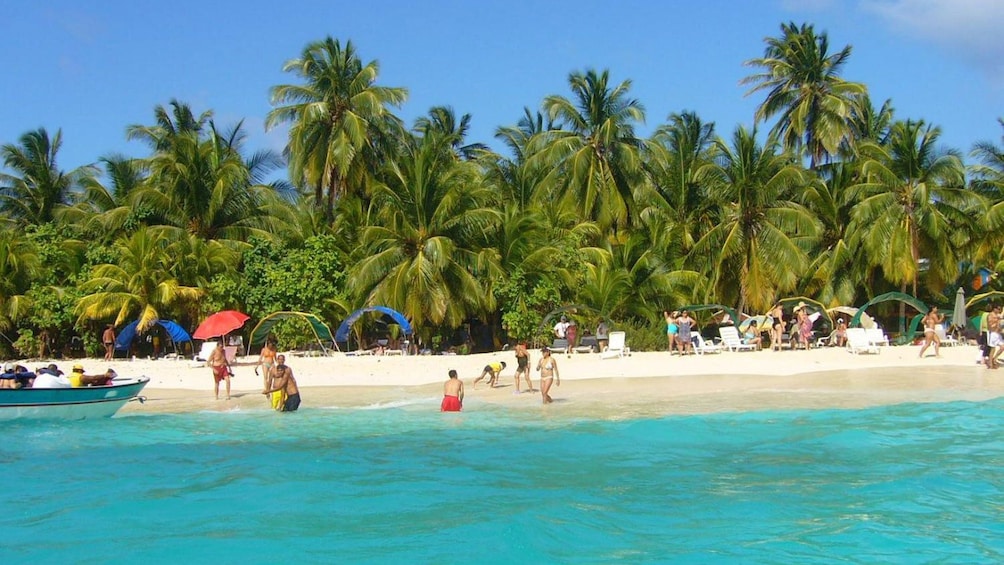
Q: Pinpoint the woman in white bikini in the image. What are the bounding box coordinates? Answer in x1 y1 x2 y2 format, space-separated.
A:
536 348 560 404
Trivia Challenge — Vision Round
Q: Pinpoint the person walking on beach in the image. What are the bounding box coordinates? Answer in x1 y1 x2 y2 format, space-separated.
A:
441 369 464 411
262 354 300 412
102 324 116 361
770 302 786 351
536 348 560 404
514 341 533 392
473 361 506 389
208 341 232 400
918 306 944 358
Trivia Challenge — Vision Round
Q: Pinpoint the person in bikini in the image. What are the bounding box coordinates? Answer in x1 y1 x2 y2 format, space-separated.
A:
262 354 300 412
257 340 277 391
441 369 464 412
208 341 232 400
918 306 944 358
514 341 533 392
536 348 560 404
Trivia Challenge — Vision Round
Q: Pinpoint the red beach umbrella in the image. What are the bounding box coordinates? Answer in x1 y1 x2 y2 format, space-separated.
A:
192 310 250 340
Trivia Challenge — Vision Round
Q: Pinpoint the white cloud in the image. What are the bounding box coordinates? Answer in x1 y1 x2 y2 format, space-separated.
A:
862 0 1004 80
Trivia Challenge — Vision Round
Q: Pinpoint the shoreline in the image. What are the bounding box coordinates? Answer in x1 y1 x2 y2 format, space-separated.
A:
59 344 997 418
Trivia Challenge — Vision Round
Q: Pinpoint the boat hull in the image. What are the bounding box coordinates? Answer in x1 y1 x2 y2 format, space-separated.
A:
0 377 149 421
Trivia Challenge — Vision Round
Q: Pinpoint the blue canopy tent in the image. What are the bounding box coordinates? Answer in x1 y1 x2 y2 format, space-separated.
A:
335 306 413 350
114 319 192 356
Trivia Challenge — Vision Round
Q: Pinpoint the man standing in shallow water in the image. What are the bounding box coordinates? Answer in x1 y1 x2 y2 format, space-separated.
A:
262 354 300 412
441 369 464 412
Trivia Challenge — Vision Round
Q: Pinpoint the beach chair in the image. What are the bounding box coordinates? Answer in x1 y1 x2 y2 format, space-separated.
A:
195 340 217 362
934 324 961 347
548 338 569 353
846 328 880 354
718 327 756 352
865 328 890 347
600 332 628 359
693 334 723 355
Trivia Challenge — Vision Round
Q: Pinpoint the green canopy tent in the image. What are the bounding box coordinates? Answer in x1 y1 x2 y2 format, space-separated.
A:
247 311 336 354
677 304 741 327
850 291 928 344
778 296 833 328
966 291 1004 311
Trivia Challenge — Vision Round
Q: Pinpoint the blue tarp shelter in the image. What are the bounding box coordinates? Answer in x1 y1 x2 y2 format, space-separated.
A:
335 306 413 343
115 319 192 351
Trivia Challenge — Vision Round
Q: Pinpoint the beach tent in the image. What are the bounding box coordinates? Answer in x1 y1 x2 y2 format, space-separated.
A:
248 311 336 353
827 306 876 330
335 306 412 346
849 292 928 328
778 297 833 328
114 319 191 353
966 290 1004 311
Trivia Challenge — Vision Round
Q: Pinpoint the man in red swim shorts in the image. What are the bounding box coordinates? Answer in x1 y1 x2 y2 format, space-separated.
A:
207 341 232 400
441 369 464 412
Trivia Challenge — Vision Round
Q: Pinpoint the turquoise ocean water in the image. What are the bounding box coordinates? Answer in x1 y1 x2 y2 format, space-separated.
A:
2 395 1003 564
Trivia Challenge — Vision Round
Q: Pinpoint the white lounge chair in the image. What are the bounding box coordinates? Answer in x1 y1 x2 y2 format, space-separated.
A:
718 327 756 352
846 328 880 354
865 328 889 347
934 324 961 347
693 334 723 355
600 331 628 359
195 340 217 362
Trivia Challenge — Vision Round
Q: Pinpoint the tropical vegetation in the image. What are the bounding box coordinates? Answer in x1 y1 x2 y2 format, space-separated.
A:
0 23 1000 357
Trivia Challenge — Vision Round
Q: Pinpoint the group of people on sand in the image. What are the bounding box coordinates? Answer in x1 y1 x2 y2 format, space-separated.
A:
664 310 697 354
768 301 818 351
0 361 115 389
205 340 300 412
442 342 562 411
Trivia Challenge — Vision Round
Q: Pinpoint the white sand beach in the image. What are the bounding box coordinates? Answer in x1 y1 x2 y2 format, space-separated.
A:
30 343 999 418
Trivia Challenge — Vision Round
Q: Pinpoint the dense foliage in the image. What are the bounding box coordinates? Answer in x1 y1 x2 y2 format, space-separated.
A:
1 26 1001 357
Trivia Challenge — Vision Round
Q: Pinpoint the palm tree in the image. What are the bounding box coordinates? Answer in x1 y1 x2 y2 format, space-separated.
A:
0 128 97 226
691 126 818 314
849 120 976 301
75 227 201 330
266 37 408 219
642 111 719 257
350 132 501 329
742 22 866 168
534 69 646 233
62 155 149 241
414 106 489 161
0 230 40 331
126 99 211 151
971 118 1004 272
136 120 289 245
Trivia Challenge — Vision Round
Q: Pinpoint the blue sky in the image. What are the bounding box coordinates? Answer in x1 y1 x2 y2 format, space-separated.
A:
3 0 1002 173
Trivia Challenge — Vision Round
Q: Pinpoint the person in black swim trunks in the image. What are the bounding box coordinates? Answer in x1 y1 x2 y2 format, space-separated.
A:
262 355 301 412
